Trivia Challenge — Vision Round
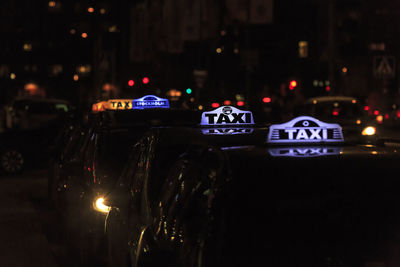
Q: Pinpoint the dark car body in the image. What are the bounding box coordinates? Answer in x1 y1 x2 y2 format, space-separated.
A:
105 127 400 267
52 108 202 265
103 126 270 267
0 97 74 174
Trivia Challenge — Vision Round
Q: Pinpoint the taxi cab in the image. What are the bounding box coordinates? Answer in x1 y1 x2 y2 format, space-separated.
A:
52 96 201 266
101 106 268 267
102 113 400 267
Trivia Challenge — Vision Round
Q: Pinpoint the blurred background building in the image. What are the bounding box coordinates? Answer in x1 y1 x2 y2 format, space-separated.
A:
0 0 399 109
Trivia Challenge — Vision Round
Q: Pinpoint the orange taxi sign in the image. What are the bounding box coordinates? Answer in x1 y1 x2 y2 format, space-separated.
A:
107 99 133 110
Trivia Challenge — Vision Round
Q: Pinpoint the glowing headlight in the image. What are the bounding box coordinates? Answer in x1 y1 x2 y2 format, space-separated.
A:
362 126 376 136
94 197 111 213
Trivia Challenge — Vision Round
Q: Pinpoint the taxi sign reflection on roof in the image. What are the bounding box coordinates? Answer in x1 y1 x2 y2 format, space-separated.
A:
201 127 254 135
200 106 254 126
267 116 344 144
132 95 170 109
268 146 343 157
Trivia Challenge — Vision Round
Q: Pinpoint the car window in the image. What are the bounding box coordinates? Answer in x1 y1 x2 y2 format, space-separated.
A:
307 101 363 118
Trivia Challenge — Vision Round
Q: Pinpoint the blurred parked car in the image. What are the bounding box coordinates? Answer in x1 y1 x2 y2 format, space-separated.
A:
0 97 75 174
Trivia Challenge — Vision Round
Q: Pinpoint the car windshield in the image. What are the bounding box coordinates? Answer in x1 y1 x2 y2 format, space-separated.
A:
305 101 363 119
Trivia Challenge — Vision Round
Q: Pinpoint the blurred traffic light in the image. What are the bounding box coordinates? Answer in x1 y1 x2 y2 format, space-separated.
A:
142 77 150 84
128 80 135 87
289 80 297 90
186 88 192 94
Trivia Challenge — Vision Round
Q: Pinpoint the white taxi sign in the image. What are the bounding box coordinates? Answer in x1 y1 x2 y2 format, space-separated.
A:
200 106 254 126
132 95 170 109
267 116 344 144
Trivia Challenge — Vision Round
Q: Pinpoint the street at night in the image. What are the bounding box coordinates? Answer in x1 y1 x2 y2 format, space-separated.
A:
0 169 76 267
3 0 400 266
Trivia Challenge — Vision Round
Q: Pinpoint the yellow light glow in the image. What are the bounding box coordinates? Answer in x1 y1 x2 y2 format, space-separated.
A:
88 7 94 13
48 1 56 7
376 115 383 124
109 25 118 32
100 8 106 14
356 119 361 125
81 32 88 38
198 105 203 110
352 99 357 104
73 74 79 81
216 48 222 54
23 43 32 51
10 73 16 80
362 126 376 136
94 197 111 213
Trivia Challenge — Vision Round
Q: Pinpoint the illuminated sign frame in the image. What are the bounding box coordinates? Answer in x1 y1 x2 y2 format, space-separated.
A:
132 95 170 109
267 116 344 144
200 106 254 126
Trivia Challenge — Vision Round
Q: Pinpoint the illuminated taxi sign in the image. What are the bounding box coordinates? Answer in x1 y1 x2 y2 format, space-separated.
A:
201 127 254 135
200 106 254 126
92 101 108 112
132 95 170 109
107 99 134 110
267 116 344 144
268 146 343 158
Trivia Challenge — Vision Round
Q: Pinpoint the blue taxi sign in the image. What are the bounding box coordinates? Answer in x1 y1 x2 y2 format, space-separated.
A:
200 106 254 126
267 116 344 144
131 95 170 109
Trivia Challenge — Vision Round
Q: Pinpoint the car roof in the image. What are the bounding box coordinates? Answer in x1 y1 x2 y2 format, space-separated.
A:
145 126 269 148
305 96 359 104
92 109 202 128
13 97 71 104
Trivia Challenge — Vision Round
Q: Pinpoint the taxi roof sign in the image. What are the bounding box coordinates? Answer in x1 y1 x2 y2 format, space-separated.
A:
92 99 133 112
107 99 134 110
200 106 254 126
92 101 108 112
267 116 344 144
132 95 170 109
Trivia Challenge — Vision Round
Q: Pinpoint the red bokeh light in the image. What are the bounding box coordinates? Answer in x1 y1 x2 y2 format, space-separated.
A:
262 97 272 103
237 101 245 106
142 77 149 84
211 102 220 108
128 80 135 86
